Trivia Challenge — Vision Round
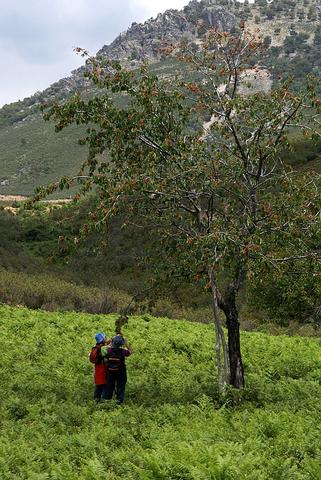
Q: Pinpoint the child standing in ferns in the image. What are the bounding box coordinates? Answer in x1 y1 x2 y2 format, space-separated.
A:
89 332 110 402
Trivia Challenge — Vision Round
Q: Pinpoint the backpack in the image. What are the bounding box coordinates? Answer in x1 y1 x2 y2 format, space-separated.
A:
107 348 125 372
89 345 102 364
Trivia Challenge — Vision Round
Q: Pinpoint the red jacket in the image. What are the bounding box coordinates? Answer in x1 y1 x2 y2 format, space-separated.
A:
94 362 107 385
90 344 108 385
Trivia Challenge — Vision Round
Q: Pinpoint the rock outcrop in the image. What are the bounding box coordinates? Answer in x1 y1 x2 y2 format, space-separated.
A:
97 2 237 63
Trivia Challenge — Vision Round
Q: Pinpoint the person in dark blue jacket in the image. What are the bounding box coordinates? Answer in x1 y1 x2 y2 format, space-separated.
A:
105 334 132 404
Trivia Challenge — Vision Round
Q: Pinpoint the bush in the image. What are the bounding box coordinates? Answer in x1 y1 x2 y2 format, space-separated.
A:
0 270 131 314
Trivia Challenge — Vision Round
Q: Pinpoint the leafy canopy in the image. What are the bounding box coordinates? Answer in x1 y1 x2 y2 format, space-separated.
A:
39 29 321 299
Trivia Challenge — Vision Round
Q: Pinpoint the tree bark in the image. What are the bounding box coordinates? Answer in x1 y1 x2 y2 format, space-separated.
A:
220 294 244 389
210 277 230 390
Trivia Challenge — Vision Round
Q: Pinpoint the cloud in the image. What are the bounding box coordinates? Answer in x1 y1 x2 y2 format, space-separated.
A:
134 0 189 17
0 0 255 106
0 0 149 62
0 0 210 106
0 0 151 105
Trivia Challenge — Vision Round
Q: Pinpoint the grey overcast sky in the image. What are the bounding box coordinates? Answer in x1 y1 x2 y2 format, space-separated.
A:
0 0 191 107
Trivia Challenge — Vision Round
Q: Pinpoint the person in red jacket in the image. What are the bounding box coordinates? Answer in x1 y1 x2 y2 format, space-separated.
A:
89 332 110 402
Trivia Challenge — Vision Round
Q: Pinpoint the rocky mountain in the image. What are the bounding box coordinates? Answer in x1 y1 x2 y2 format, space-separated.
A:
97 2 237 62
0 0 239 123
1 0 321 195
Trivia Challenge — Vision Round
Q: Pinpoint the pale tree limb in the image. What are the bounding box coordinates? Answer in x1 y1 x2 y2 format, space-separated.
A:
209 266 230 391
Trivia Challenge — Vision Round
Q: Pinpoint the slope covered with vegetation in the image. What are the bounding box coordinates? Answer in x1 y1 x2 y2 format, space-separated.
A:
1 304 321 479
1 187 320 331
0 117 87 195
0 204 214 323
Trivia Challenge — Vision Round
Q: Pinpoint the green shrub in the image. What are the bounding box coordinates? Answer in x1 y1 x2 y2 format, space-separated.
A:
0 270 131 314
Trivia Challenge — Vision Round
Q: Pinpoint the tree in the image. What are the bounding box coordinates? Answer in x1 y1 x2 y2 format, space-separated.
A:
39 29 321 389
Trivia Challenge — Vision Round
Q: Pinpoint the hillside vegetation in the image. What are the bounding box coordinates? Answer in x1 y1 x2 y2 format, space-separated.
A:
1 304 321 479
0 204 215 323
1 195 320 331
0 118 86 195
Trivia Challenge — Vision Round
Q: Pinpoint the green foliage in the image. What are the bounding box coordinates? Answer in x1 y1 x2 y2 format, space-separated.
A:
0 208 42 272
246 172 321 326
0 270 131 313
0 56 193 196
0 205 214 323
265 31 321 88
40 32 321 295
2 188 321 327
0 114 86 195
283 134 321 168
283 32 309 54
248 254 321 325
1 304 321 478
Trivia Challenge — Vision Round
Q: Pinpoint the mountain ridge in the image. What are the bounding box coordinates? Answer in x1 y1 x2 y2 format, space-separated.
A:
0 0 239 120
2 0 321 124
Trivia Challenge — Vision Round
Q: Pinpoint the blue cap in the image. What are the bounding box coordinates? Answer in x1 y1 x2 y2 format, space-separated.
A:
95 332 105 344
112 335 125 348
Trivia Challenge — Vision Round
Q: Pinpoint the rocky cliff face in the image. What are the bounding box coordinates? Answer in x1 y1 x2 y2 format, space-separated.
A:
97 2 237 63
201 3 236 29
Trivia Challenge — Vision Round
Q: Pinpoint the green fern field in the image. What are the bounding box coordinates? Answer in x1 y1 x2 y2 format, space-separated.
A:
1 305 321 479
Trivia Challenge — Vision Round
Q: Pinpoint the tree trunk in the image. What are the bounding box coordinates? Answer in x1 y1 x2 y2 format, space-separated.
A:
221 295 244 389
209 267 244 389
210 282 230 390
